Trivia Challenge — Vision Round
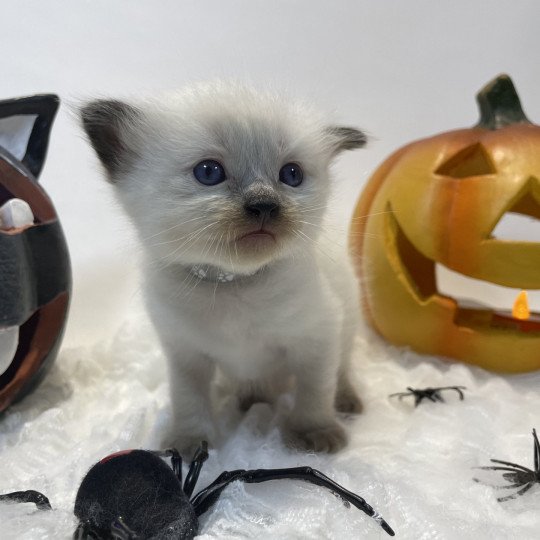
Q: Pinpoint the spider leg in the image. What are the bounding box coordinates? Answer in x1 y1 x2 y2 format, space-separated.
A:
416 392 439 405
406 386 422 401
431 391 445 403
502 471 528 482
183 441 209 498
388 392 411 400
111 516 139 539
74 517 138 540
490 459 534 473
498 481 530 490
416 389 440 404
73 521 101 539
533 429 539 473
475 465 529 474
497 482 535 502
473 478 534 489
0 490 51 510
190 467 395 536
150 448 183 485
388 387 417 402
472 462 529 489
473 478 523 489
438 386 466 400
74 520 118 540
472 477 527 489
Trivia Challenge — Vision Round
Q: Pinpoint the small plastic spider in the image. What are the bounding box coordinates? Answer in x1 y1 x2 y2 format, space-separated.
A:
389 386 466 407
474 428 540 502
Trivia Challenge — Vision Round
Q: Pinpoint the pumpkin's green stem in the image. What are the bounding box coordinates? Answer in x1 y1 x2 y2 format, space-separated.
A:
476 74 531 130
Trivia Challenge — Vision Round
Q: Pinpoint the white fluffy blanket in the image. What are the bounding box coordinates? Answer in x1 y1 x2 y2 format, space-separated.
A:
1 297 540 539
1 1 538 537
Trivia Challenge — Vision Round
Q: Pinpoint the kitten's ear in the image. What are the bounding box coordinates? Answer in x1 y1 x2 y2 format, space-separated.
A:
80 99 140 179
326 126 367 156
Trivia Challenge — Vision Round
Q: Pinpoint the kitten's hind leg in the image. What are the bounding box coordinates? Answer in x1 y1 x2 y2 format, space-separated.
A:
334 322 363 414
285 340 348 453
335 375 363 414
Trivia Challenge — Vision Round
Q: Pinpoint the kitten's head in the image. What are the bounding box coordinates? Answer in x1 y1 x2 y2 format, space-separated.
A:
81 82 365 274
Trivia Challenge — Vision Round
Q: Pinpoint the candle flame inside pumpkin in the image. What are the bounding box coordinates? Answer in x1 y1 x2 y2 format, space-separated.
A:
512 290 530 320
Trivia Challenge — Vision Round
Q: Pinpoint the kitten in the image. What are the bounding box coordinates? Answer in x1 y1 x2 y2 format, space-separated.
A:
81 82 366 455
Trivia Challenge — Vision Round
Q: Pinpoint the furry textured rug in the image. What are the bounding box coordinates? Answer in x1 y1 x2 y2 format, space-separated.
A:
1 295 539 539
1 2 538 537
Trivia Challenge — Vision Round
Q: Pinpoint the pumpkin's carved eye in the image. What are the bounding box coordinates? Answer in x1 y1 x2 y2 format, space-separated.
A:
435 143 496 178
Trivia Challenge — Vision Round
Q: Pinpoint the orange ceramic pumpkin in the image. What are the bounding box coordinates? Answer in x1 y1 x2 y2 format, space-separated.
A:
351 75 540 373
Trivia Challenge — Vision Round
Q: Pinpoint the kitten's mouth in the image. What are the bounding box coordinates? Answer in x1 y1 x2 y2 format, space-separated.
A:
237 228 276 243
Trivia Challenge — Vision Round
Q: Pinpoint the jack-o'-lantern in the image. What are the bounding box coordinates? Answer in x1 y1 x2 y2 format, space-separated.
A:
0 94 71 412
351 75 540 373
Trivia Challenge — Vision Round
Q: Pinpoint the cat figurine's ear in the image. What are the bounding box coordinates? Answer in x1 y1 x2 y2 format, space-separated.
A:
0 94 59 179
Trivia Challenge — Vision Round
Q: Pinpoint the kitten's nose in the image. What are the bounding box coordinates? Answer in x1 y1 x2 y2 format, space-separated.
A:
244 201 280 220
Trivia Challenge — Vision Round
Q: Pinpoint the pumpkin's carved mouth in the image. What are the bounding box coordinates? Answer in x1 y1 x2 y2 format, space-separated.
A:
389 207 540 333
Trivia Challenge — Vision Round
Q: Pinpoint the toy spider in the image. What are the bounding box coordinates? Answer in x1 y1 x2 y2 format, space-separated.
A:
0 442 395 538
473 428 540 502
389 386 466 407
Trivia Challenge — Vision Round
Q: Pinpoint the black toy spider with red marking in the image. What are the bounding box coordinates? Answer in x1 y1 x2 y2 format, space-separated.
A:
389 386 466 407
474 428 540 502
0 442 395 538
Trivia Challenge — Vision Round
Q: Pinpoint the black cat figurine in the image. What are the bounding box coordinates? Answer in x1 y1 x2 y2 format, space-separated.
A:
0 94 71 413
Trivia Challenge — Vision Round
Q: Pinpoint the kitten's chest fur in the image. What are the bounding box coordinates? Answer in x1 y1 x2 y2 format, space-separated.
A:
145 258 331 380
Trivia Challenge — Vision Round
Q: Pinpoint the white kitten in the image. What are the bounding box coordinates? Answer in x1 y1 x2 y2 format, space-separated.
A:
81 82 366 455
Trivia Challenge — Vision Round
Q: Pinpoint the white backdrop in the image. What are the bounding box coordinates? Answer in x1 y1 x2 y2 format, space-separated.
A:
3 0 539 347
2 2 540 539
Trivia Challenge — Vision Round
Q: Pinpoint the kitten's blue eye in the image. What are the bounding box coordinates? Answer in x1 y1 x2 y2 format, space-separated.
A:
193 160 226 185
279 163 303 187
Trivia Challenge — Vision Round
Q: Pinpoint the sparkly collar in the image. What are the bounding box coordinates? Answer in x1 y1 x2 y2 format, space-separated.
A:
189 264 259 283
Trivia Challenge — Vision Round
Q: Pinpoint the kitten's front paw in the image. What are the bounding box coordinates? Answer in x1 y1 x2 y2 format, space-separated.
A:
284 420 348 453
